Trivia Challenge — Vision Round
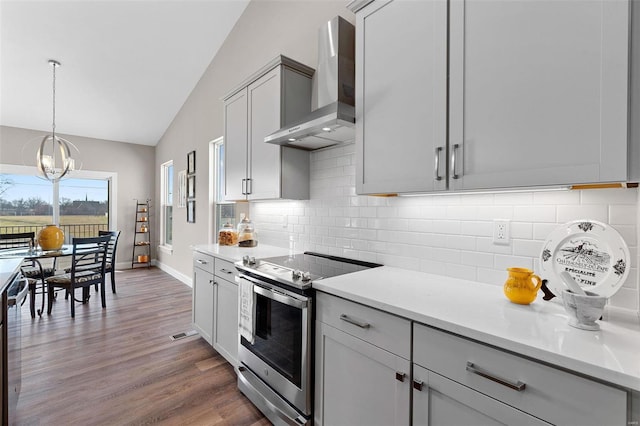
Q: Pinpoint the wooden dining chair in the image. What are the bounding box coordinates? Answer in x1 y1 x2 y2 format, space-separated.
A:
98 230 121 293
45 235 110 318
0 232 55 317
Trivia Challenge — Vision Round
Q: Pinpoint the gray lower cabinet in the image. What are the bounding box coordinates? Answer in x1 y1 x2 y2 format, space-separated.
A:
192 252 214 345
413 324 628 426
223 55 314 201
212 258 238 367
412 365 547 426
192 252 239 367
315 292 411 426
350 0 637 194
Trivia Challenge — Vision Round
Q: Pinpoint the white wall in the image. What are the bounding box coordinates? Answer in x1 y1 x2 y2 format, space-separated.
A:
251 143 640 314
154 0 353 278
0 125 155 267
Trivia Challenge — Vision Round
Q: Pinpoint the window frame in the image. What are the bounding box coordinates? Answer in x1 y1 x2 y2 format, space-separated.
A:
160 160 174 250
0 164 117 230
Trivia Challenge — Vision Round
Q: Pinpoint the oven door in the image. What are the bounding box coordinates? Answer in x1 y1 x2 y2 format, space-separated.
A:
237 274 312 418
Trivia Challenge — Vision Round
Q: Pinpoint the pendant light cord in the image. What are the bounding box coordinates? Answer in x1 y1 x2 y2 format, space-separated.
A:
52 61 56 140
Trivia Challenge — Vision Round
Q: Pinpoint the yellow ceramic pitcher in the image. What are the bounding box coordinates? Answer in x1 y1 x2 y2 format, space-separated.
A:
504 267 542 305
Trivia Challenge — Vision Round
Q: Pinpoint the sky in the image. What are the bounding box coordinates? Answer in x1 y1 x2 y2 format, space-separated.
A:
0 174 108 203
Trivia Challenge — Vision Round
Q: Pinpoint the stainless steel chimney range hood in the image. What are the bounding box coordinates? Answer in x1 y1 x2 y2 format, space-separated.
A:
265 16 355 151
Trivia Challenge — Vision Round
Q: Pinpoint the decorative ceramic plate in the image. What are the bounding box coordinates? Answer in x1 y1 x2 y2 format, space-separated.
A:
540 220 629 298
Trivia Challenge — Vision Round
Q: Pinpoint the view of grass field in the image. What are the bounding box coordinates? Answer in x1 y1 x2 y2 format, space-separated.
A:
0 215 108 227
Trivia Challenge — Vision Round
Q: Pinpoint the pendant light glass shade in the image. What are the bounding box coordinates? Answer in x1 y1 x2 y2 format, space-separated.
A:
36 59 80 183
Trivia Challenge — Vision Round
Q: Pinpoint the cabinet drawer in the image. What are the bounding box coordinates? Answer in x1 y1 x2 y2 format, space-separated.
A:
193 252 214 274
214 258 237 280
316 292 410 359
413 324 627 426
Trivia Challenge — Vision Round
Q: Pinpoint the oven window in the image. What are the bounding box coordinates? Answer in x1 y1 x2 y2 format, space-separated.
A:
241 292 303 388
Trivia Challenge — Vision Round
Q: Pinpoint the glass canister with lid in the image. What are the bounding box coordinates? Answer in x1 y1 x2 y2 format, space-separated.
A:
237 216 258 247
218 222 238 246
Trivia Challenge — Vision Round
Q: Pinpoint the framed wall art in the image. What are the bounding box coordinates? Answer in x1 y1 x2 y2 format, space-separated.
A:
187 150 196 175
187 175 196 199
187 199 196 223
178 170 187 208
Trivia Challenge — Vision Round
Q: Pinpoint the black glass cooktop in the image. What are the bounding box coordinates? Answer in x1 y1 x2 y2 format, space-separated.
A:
237 251 381 290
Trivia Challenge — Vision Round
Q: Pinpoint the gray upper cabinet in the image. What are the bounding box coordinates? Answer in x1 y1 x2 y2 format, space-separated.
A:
350 0 637 194
449 0 630 191
223 56 314 201
354 0 447 194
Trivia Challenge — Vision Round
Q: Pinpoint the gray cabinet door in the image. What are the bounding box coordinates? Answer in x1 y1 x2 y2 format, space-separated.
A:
248 67 282 200
192 267 214 345
212 277 238 367
449 0 630 190
355 0 447 195
224 88 248 201
412 365 548 426
314 321 410 426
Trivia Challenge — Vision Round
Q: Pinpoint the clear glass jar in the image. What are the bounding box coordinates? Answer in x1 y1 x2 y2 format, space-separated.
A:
218 222 238 246
237 217 258 247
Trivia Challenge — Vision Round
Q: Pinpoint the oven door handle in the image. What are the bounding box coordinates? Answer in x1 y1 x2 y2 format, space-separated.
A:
251 282 307 309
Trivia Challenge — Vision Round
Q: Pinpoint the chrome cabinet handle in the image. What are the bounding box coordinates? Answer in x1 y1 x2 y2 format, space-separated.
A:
196 259 208 265
220 268 234 275
434 146 443 181
395 372 406 382
241 178 247 195
339 314 370 329
466 362 526 391
451 143 460 179
413 379 424 391
246 178 252 195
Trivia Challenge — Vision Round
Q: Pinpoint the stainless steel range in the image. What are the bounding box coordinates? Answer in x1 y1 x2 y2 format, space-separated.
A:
235 252 381 426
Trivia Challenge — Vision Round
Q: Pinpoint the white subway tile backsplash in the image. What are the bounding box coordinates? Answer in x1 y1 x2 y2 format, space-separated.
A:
476 206 514 221
445 263 477 281
476 237 513 255
446 235 476 251
461 221 493 237
252 147 639 314
581 188 638 205
494 254 533 271
510 222 533 239
513 205 556 222
556 204 608 223
512 239 543 258
533 223 558 240
461 251 494 268
494 192 533 205
533 190 580 205
609 205 638 225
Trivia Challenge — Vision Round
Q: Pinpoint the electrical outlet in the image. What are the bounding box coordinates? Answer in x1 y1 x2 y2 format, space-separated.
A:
493 219 510 245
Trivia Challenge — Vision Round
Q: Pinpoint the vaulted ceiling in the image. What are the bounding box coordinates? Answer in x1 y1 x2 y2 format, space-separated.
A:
0 0 250 146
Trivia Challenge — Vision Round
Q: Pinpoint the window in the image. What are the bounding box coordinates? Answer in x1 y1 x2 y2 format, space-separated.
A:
0 165 115 238
160 161 173 248
210 137 238 243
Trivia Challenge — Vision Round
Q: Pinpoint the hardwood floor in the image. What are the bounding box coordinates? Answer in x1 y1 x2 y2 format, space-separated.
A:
14 267 269 426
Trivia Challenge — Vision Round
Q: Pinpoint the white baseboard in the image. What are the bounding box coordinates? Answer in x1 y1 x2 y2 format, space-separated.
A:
154 260 192 287
114 260 192 288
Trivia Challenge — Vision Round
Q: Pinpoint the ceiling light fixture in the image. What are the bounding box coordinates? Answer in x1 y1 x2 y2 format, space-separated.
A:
36 59 79 182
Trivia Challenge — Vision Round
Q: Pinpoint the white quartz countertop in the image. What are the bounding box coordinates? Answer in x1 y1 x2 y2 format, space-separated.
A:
0 258 23 292
313 266 640 392
192 243 293 263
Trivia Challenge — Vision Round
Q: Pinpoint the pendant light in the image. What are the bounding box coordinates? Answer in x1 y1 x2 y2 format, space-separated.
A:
36 59 79 182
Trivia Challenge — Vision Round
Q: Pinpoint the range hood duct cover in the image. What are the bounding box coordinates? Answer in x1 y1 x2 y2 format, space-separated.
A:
265 16 355 151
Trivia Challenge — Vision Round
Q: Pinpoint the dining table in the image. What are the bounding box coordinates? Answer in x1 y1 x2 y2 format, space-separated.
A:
0 245 73 317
